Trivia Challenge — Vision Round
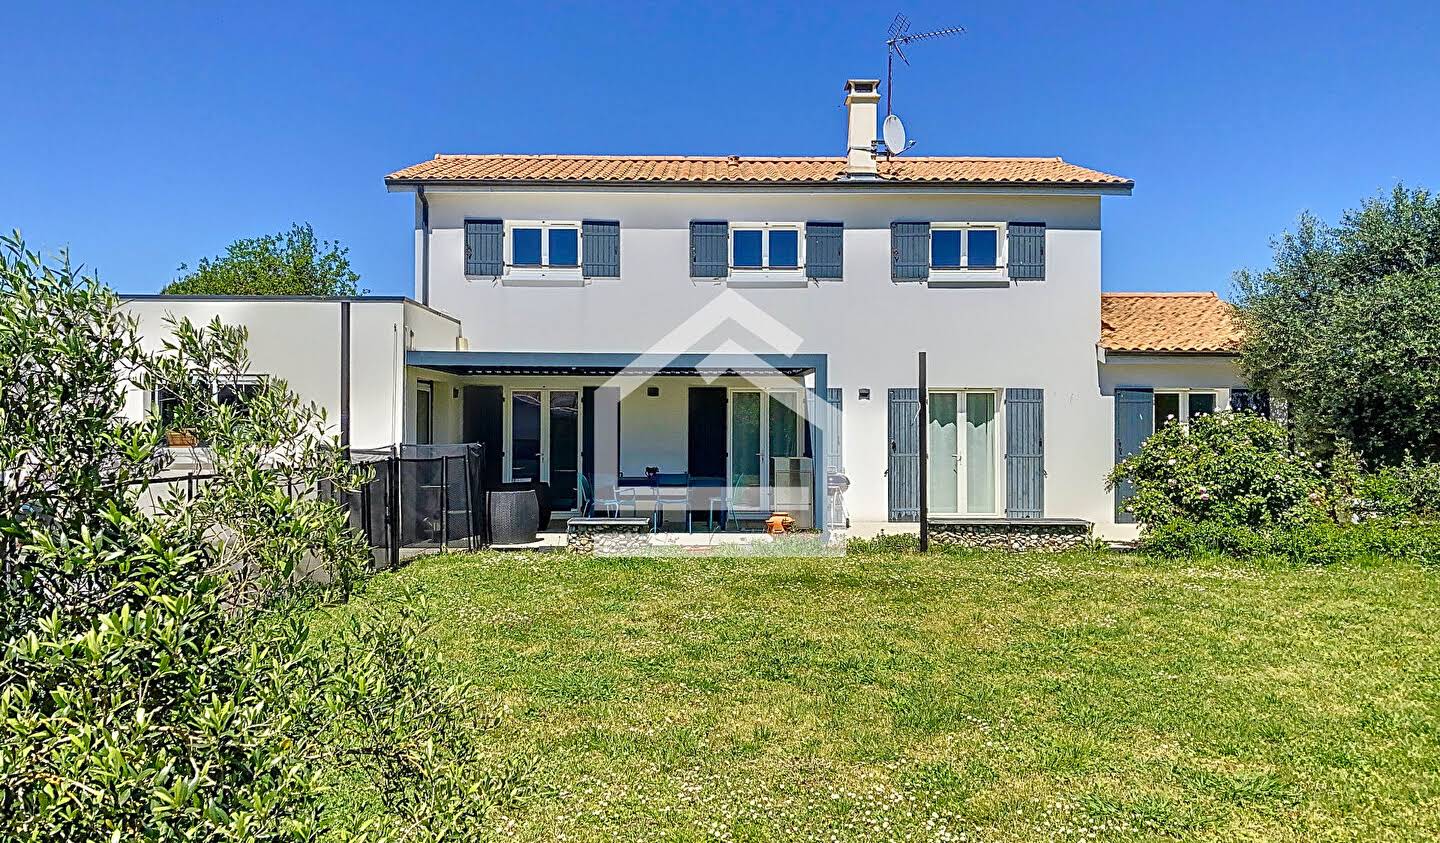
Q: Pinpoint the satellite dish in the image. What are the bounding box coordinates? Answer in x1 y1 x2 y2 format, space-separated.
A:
882 114 907 155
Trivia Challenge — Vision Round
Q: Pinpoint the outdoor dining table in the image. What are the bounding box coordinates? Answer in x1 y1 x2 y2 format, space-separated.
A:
614 474 728 530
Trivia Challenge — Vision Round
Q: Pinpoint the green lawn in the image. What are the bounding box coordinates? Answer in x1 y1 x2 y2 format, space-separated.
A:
332 549 1440 841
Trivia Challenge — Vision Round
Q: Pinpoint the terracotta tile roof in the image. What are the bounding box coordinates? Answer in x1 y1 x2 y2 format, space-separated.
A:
385 154 1132 189
1100 292 1242 354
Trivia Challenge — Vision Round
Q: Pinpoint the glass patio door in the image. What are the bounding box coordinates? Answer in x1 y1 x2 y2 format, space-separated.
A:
730 391 764 509
510 390 542 484
506 388 581 513
547 391 579 511
927 390 998 515
728 388 803 510
928 393 961 514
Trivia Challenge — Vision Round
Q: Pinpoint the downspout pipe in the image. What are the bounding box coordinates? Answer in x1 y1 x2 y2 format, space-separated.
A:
418 185 431 305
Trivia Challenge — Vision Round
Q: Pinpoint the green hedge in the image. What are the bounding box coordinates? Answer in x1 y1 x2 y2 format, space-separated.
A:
1140 518 1440 565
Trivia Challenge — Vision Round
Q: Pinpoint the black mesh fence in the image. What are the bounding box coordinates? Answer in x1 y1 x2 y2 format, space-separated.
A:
345 444 489 570
137 444 490 572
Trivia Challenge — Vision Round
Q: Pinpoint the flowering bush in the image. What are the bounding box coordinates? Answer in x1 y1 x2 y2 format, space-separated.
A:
1107 411 1325 529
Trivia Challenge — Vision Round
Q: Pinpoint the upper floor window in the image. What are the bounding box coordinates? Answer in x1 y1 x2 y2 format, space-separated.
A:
732 223 802 271
507 221 580 269
690 221 840 284
930 223 1003 271
465 219 619 281
892 221 1044 284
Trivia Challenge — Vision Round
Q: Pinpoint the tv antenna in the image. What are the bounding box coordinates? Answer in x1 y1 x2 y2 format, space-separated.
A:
885 14 964 118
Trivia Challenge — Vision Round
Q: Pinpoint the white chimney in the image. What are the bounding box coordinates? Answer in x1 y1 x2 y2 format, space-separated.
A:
843 79 881 178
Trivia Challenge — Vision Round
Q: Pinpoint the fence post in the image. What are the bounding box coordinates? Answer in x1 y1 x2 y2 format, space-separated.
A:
479 443 490 549
387 449 401 571
462 446 475 552
439 456 450 553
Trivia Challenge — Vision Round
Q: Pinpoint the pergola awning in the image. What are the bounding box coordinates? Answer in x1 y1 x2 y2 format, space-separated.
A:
406 351 826 380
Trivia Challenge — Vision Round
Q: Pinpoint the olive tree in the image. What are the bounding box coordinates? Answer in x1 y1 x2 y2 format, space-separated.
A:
0 233 528 840
1236 186 1440 463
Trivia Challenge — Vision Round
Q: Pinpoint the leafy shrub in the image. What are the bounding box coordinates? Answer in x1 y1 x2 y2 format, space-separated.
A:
847 531 920 555
1108 411 1324 529
1335 452 1440 522
1139 518 1440 565
1138 519 1275 559
319 592 539 837
0 234 516 840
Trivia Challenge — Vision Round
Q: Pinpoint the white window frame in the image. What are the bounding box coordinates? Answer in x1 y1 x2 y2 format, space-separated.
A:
729 222 806 283
1154 389 1219 431
926 388 1003 517
928 222 1008 282
504 220 583 282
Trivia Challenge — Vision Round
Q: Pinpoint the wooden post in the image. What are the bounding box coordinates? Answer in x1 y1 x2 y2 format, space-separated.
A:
918 351 928 552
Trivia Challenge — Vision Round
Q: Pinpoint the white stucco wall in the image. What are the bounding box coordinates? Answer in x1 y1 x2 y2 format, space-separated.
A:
394 187 1239 537
121 297 460 452
412 190 1101 526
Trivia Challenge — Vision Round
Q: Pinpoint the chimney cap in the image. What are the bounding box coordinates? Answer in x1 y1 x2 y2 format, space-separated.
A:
845 79 881 95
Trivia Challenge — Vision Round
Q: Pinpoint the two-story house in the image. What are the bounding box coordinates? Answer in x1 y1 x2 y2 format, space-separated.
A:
123 78 1243 540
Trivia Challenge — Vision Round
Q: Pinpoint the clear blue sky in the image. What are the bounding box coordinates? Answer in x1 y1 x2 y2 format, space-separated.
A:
3 1 1438 297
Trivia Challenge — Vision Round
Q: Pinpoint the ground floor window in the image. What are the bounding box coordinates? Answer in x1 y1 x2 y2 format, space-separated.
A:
153 376 265 444
1229 388 1271 416
1154 390 1217 430
928 389 999 516
415 381 434 445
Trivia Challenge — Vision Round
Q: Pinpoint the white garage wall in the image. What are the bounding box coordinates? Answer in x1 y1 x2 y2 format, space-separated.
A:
121 297 460 452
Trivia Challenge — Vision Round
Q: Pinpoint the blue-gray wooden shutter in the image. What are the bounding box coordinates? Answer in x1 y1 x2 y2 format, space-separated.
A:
581 220 620 278
887 388 920 521
818 387 845 528
824 387 843 476
464 220 503 276
690 221 728 277
1114 388 1154 523
1004 388 1044 518
891 222 929 281
1007 223 1046 280
805 222 843 280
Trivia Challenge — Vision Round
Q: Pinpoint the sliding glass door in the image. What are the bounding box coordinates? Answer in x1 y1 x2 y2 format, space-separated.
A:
927 390 998 515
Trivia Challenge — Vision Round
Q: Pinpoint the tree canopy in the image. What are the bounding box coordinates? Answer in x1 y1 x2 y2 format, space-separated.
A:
1236 185 1440 464
162 222 363 296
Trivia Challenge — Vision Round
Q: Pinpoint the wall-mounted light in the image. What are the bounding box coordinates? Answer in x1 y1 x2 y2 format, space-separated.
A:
647 386 660 397
858 388 871 401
